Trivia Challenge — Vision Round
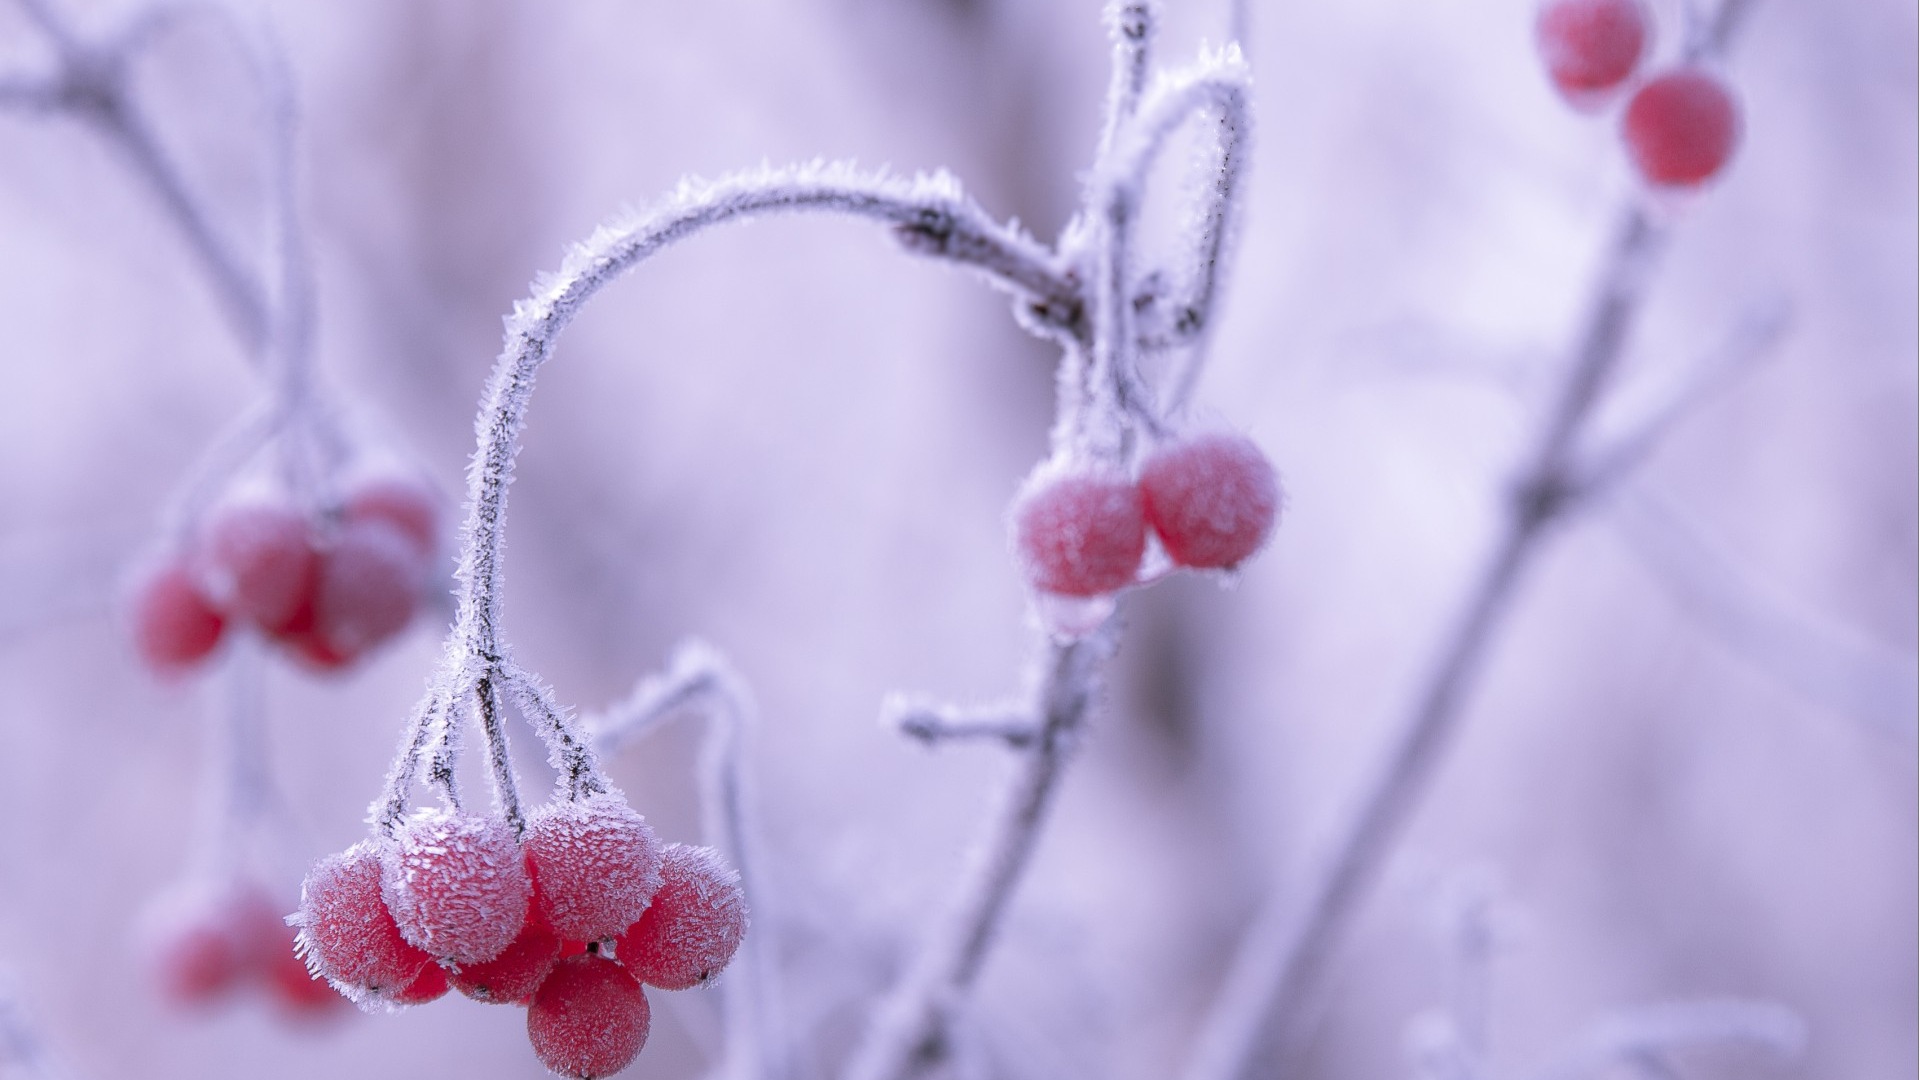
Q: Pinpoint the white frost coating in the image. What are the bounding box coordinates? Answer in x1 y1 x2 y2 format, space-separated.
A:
618 844 747 991
526 793 664 942
290 841 428 1010
380 809 530 966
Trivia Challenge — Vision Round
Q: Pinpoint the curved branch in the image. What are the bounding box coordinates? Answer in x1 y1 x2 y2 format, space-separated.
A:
1090 51 1251 444
441 163 1072 672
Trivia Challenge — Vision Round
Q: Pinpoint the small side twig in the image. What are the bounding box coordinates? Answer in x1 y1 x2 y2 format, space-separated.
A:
843 627 1116 1080
883 695 1040 750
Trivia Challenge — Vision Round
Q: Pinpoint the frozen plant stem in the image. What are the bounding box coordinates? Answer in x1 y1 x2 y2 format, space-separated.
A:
1184 121 1756 1076
844 630 1114 1080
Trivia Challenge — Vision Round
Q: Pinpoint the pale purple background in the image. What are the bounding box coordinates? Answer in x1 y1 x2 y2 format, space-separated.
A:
0 1 1912 1078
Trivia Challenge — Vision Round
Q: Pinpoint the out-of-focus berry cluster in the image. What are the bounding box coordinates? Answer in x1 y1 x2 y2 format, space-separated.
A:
126 474 441 677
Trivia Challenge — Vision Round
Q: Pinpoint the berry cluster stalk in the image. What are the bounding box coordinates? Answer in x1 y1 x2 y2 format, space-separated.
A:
1183 3 1761 1077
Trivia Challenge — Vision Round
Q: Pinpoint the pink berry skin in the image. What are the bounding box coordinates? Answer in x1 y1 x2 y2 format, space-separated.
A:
1010 470 1148 597
389 961 451 1006
202 500 319 634
450 905 562 1005
615 844 746 991
1621 69 1741 188
1139 433 1280 571
382 809 532 966
291 841 433 1007
343 475 441 557
1536 0 1649 98
526 956 651 1080
307 519 425 662
126 558 226 676
525 794 664 943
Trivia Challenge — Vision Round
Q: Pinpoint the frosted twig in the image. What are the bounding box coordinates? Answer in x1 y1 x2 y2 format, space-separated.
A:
585 642 782 1080
1574 300 1789 498
884 695 1040 749
1089 50 1251 445
844 626 1117 1080
502 662 609 802
1609 485 1920 740
1528 999 1805 1080
442 163 1068 680
1181 97 1760 1074
475 671 526 838
1097 0 1157 159
4 0 274 357
372 683 456 835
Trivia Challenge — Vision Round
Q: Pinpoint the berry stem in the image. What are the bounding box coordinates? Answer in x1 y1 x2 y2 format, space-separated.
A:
843 628 1115 1080
1180 26 1756 1069
503 663 608 802
475 671 527 840
374 685 455 836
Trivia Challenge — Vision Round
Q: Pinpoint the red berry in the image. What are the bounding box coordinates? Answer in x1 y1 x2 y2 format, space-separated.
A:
139 878 282 1006
526 956 651 1079
615 844 746 991
1139 433 1280 571
390 961 451 1005
307 519 425 663
1621 68 1741 187
526 794 664 943
382 809 531 966
450 906 562 1004
292 842 433 1007
263 930 353 1017
343 475 441 557
126 558 225 675
202 500 319 633
1010 468 1147 597
1536 0 1649 98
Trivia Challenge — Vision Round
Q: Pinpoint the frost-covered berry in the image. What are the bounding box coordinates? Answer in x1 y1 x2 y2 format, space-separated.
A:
525 794 664 943
382 809 531 966
1536 0 1648 99
203 500 319 633
615 844 746 991
450 906 562 1005
1621 68 1741 187
292 841 433 1005
1010 469 1147 597
127 558 225 675
308 519 424 662
526 956 651 1079
343 475 441 557
264 934 352 1017
139 878 282 1006
1139 433 1280 571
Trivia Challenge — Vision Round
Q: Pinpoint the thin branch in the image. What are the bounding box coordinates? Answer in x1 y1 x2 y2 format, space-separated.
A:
1574 299 1789 498
843 627 1116 1080
475 670 526 838
1098 0 1157 159
884 695 1040 749
1183 202 1690 1080
1089 51 1251 447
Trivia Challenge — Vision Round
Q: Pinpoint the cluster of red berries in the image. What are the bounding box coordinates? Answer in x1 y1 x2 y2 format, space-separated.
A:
126 474 441 677
140 876 346 1021
1011 431 1280 599
291 793 746 1079
1535 0 1741 188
